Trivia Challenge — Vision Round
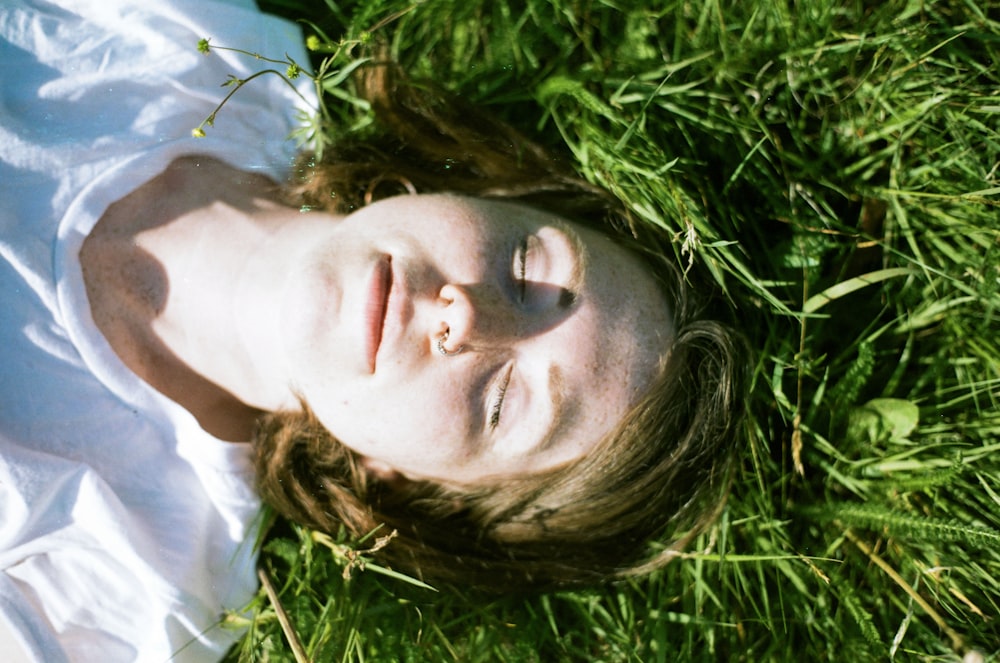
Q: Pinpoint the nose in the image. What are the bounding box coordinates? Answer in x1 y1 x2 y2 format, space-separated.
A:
435 283 521 353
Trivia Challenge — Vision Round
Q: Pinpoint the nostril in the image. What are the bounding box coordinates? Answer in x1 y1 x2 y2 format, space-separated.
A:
437 283 460 306
437 284 476 350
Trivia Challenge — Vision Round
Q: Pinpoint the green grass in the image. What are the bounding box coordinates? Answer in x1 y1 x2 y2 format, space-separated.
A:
221 0 1000 660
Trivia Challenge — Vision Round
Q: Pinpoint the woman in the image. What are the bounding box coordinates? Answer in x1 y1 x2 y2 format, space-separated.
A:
253 64 749 591
0 0 745 661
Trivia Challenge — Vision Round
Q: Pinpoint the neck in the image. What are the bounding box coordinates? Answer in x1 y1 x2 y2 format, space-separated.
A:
81 155 339 440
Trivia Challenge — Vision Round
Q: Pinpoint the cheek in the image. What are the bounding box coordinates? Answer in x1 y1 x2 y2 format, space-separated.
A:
311 377 470 467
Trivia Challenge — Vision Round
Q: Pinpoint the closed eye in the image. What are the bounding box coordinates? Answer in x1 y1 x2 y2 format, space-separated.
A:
488 364 514 430
514 237 529 301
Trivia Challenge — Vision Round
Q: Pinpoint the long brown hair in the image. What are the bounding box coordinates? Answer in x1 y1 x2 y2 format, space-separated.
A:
252 62 748 592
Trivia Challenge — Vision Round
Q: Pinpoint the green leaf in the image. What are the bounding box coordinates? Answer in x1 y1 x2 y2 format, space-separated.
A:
847 398 920 444
803 268 913 314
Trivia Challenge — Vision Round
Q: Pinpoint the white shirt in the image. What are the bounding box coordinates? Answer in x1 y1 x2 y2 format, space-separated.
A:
0 0 316 660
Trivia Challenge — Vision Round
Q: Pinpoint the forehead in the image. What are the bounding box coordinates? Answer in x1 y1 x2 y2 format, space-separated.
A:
544 230 672 459
466 197 674 475
446 195 672 428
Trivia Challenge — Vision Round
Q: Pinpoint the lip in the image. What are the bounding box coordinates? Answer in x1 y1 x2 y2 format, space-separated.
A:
364 255 393 373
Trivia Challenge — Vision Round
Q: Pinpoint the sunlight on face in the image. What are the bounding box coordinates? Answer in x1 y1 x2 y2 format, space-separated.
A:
280 194 673 485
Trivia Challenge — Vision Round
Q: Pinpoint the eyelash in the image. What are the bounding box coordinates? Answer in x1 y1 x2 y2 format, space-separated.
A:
489 365 513 430
514 237 529 301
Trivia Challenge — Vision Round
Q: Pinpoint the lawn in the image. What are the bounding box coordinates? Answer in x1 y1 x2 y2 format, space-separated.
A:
219 1 1000 660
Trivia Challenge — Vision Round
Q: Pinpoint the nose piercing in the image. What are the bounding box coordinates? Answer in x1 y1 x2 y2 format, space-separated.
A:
436 329 463 357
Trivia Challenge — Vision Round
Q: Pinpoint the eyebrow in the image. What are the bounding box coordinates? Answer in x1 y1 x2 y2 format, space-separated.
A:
534 363 567 453
552 220 588 302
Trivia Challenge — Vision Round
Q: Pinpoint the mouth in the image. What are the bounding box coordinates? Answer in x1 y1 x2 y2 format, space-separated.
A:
364 255 393 373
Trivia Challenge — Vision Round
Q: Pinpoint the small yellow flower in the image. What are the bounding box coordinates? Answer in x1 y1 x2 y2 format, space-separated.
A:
191 127 206 138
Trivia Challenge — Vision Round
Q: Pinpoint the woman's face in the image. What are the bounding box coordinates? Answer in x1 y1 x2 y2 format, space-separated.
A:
280 194 672 486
